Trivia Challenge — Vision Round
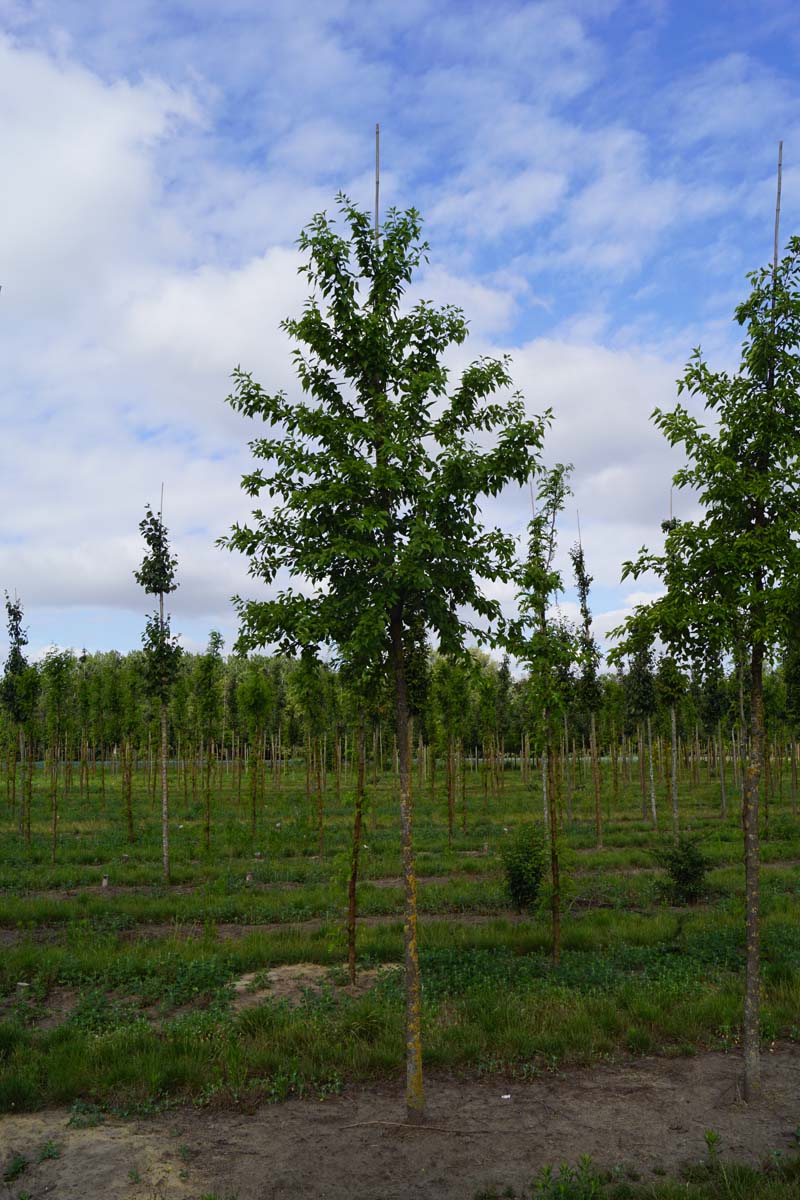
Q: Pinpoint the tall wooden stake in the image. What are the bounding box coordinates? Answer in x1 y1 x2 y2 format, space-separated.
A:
375 122 380 242
773 140 783 279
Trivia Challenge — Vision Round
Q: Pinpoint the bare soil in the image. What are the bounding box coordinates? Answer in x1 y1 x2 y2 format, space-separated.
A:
1 1048 799 1200
231 962 391 1009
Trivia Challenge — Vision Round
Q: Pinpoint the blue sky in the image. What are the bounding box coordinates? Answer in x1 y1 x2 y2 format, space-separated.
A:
0 0 798 661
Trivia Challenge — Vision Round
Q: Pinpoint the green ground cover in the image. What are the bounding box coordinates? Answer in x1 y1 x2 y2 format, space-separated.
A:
0 759 798 1113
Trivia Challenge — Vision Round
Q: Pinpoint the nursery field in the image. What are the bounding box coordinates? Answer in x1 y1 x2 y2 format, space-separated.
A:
1 756 800 1198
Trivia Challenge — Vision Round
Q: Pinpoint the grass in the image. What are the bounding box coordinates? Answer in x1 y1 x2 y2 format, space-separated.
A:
474 1153 800 1198
0 757 798 1112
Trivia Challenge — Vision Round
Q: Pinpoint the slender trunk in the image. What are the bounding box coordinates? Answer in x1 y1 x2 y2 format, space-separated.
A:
670 703 679 838
204 738 212 852
159 590 170 882
647 715 657 828
125 736 134 843
447 735 455 848
317 735 324 859
547 720 560 965
250 732 258 839
591 712 601 849
347 721 365 986
718 720 727 819
743 640 763 1101
563 714 572 822
17 728 24 842
161 699 169 882
390 607 424 1123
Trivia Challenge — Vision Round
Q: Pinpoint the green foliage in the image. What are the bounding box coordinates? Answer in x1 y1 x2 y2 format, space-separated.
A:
2 1152 28 1182
135 504 182 703
501 824 546 912
617 237 800 666
530 1156 604 1199
570 542 601 715
220 195 549 672
36 1139 61 1162
656 656 684 709
653 835 712 904
623 640 656 722
134 506 179 597
1 593 40 730
514 465 579 738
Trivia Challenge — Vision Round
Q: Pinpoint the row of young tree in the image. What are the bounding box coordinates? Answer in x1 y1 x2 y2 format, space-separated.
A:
6 607 800 814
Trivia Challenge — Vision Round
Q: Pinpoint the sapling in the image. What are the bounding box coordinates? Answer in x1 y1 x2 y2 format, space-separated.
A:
134 503 181 881
616 236 800 1101
221 196 549 1120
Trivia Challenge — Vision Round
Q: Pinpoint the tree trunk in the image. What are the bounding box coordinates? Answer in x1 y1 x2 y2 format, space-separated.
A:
670 703 679 838
743 640 763 1101
547 721 560 965
124 737 134 843
347 721 365 985
591 712 601 849
161 699 170 883
316 736 324 860
17 728 24 842
791 739 797 816
563 714 572 822
647 716 657 828
446 735 455 848
390 607 424 1123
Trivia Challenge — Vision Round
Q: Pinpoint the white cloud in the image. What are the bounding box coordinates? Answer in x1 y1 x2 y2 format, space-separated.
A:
0 5 797 666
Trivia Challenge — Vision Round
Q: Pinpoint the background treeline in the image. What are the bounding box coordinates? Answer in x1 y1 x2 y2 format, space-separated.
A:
3 641 800 828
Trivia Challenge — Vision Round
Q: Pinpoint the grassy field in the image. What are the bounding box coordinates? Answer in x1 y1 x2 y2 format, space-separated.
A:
0 752 798 1122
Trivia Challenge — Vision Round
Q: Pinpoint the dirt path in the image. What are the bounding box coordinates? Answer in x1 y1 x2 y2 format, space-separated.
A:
1 1049 799 1199
6 858 799 901
0 911 528 947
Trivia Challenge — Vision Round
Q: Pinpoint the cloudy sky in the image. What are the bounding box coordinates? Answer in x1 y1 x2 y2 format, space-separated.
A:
0 0 798 661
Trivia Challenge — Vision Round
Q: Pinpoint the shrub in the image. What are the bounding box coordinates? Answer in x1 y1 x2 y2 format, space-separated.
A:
653 835 711 905
501 824 546 912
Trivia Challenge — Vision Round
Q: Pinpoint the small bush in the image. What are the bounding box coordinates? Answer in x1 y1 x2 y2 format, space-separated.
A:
501 824 546 912
653 835 711 905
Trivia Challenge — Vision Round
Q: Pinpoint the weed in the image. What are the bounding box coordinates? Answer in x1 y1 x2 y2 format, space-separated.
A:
530 1155 604 1198
653 835 711 905
704 1129 721 1166
500 823 547 913
2 1152 28 1183
67 1098 105 1127
36 1139 61 1162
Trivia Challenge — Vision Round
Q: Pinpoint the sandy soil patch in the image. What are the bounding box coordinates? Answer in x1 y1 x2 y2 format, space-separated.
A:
232 962 390 1009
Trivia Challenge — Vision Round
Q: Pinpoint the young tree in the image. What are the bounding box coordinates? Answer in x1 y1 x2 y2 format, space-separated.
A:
221 197 549 1121
194 631 224 853
1 594 40 842
570 540 603 845
40 649 74 862
514 463 576 964
134 504 181 881
616 237 800 1100
696 655 729 817
622 637 658 827
655 654 686 837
